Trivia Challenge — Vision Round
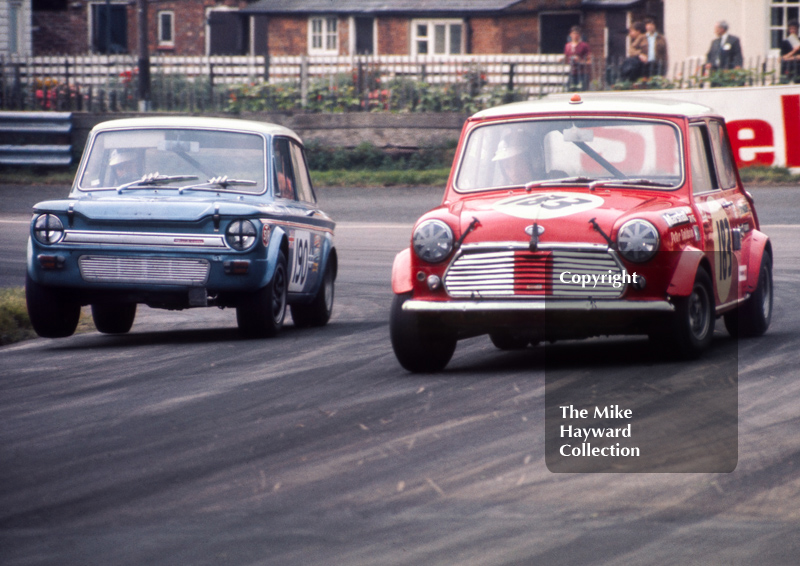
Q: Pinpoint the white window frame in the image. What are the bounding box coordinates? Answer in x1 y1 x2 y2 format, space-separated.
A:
157 10 175 48
770 0 800 50
308 16 339 55
412 19 464 56
87 0 128 55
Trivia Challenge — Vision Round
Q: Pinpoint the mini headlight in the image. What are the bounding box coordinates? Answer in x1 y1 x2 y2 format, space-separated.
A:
617 219 659 263
33 214 64 244
413 220 454 263
226 219 257 251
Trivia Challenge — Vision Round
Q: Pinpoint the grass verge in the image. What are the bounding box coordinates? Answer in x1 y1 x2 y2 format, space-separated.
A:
0 287 94 346
738 166 800 185
310 168 450 187
0 288 36 345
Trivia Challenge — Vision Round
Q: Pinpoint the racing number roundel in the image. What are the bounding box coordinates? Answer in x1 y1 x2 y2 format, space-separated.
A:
289 230 311 292
706 198 734 301
492 192 604 220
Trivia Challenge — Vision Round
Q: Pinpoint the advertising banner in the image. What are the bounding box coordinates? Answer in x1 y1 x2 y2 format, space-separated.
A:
588 85 800 171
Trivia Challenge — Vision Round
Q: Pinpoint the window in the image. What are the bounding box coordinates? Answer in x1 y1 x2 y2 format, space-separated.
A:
289 143 315 203
412 20 463 55
689 125 718 194
8 1 22 54
456 119 682 193
309 16 338 54
158 11 174 48
708 120 738 189
771 0 800 49
90 2 128 54
273 138 297 200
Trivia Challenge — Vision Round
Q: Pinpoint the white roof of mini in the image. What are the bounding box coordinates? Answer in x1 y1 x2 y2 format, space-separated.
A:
472 94 716 120
91 116 302 142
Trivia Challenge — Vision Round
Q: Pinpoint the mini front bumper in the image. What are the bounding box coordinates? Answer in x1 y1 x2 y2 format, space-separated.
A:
402 299 675 313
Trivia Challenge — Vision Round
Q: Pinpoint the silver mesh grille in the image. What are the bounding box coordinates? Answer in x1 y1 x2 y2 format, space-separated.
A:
79 255 210 285
444 247 624 299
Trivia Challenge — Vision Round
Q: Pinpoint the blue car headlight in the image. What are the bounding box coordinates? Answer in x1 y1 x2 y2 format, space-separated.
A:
33 214 65 245
226 219 258 251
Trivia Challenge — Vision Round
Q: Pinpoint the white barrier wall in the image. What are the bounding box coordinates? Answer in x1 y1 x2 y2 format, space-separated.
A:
584 85 800 172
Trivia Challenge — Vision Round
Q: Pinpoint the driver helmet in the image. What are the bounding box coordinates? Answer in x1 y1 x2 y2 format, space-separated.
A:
492 136 526 162
109 148 136 167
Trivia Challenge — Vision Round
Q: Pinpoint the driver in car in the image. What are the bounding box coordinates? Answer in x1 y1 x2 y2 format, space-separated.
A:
492 132 561 186
108 149 141 185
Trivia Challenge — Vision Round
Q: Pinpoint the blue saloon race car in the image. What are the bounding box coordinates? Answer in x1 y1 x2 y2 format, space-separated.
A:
26 116 337 338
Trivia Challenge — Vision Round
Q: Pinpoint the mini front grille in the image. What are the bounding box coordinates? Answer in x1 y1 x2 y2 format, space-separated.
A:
79 256 210 286
444 246 625 299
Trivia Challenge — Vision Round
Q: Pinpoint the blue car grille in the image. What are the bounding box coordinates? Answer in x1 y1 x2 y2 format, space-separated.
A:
444 247 625 299
79 255 210 286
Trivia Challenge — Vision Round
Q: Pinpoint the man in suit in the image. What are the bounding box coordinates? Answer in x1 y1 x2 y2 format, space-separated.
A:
705 21 743 71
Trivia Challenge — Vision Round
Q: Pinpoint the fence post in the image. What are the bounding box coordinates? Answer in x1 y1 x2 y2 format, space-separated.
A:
264 54 270 83
14 63 23 109
300 55 308 108
208 61 214 105
507 62 515 91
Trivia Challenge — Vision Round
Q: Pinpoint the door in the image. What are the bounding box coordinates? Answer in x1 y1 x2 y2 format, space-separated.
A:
208 10 249 55
689 122 740 306
355 17 374 55
539 13 580 54
272 138 329 295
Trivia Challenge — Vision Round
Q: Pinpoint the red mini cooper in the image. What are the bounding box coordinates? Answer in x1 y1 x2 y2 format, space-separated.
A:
390 95 772 372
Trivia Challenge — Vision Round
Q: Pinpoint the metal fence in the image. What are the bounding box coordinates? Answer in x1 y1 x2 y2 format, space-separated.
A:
0 52 791 113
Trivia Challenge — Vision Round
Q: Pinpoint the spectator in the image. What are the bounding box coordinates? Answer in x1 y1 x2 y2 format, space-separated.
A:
780 20 800 82
621 22 647 82
644 17 669 76
705 21 743 71
564 25 591 91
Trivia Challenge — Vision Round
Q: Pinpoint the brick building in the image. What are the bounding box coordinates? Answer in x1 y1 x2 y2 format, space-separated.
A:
28 0 663 62
243 0 661 62
31 0 254 56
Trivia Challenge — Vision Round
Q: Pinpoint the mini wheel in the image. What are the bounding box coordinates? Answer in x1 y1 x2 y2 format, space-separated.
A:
669 268 715 358
390 293 456 373
724 252 772 338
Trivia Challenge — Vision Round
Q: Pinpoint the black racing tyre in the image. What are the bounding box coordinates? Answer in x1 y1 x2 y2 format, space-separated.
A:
291 258 335 328
724 252 772 338
669 268 715 359
390 293 457 373
489 331 530 350
91 302 137 334
237 251 287 338
25 273 80 338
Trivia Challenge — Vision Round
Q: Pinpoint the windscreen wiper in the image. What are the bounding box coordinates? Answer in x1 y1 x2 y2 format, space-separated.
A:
589 178 675 190
525 176 597 191
116 173 199 193
178 176 258 194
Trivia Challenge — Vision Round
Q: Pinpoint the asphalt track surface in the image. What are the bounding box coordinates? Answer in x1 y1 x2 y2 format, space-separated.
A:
1 185 799 565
